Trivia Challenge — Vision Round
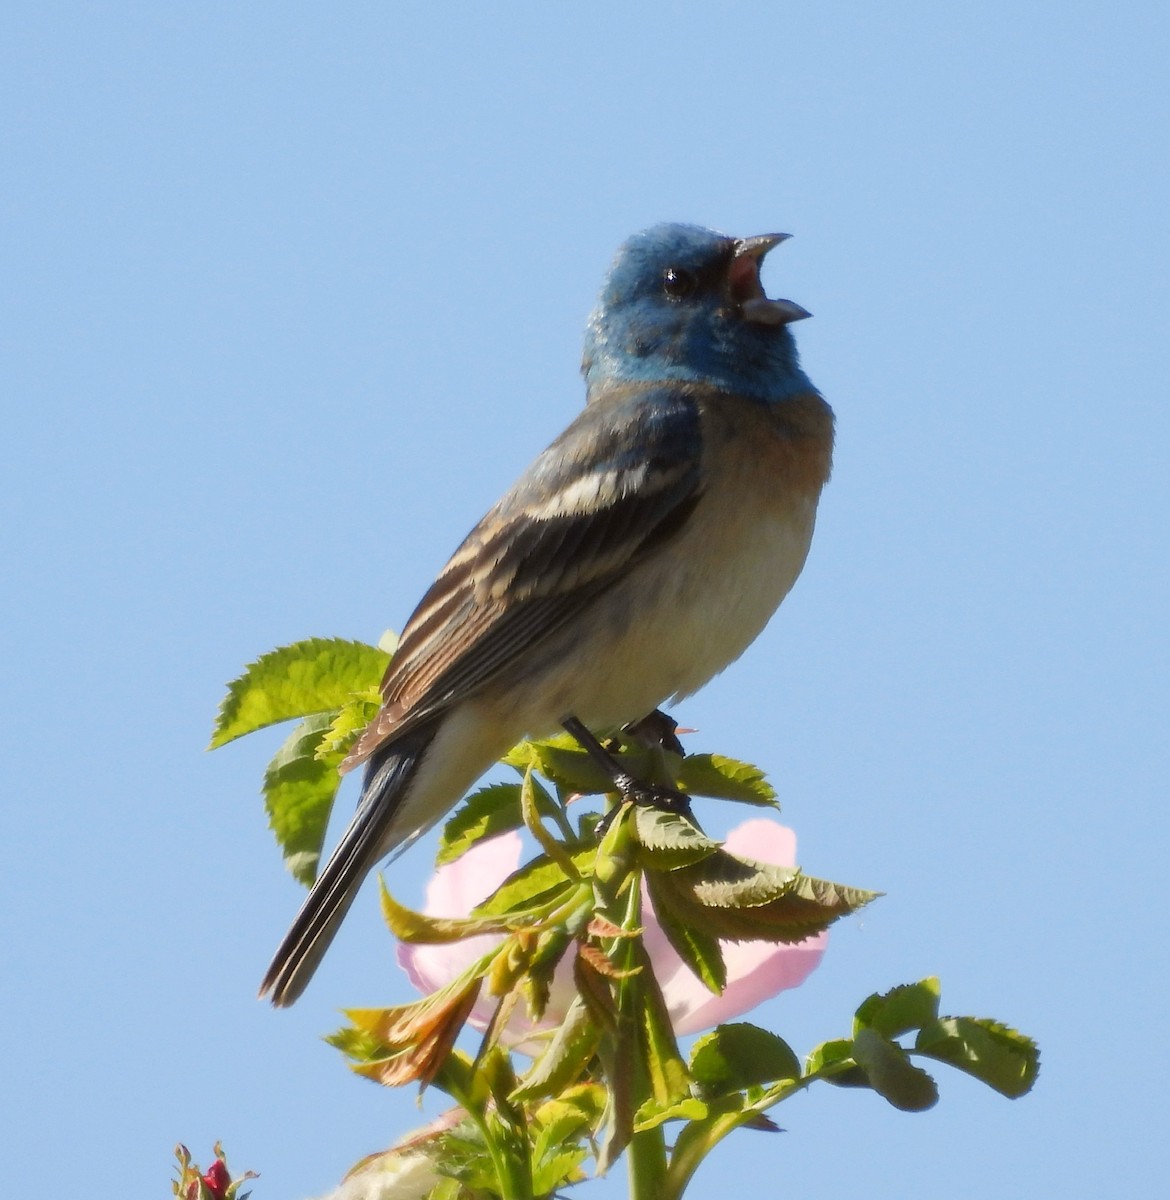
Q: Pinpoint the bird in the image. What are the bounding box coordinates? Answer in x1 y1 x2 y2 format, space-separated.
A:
259 223 834 1006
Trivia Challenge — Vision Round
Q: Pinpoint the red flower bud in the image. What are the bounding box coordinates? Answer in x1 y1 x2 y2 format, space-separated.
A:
201 1159 231 1199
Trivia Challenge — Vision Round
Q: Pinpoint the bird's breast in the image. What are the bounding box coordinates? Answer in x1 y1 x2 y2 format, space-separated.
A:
497 388 834 732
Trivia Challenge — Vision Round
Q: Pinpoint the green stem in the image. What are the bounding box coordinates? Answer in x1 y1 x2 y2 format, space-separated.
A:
615 872 672 1200
661 1110 742 1200
446 1077 533 1200
627 1120 669 1200
662 1078 807 1199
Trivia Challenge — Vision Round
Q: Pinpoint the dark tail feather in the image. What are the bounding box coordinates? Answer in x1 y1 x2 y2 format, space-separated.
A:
259 724 436 1006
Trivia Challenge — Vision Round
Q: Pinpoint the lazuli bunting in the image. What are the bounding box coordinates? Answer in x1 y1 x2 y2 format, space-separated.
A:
261 223 834 1005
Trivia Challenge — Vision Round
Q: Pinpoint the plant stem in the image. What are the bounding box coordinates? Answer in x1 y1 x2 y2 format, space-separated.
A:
447 1077 533 1200
627 1120 669 1200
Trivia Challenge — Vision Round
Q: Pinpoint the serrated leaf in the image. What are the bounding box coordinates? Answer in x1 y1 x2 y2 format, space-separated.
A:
473 848 596 917
644 871 727 994
577 942 641 980
679 848 802 908
436 783 524 865
915 1016 1040 1098
784 871 883 920
573 945 619 1034
378 877 516 943
514 998 601 1101
532 1148 588 1195
678 754 778 806
633 807 720 868
649 852 879 944
315 692 383 764
690 1023 801 1096
262 712 343 886
210 637 389 748
531 1084 605 1147
855 977 942 1039
633 945 692 1113
852 1027 939 1112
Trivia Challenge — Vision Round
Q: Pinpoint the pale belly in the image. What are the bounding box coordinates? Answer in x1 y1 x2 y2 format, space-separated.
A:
495 463 820 734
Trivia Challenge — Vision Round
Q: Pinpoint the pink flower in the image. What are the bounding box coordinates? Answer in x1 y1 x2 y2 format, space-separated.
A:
398 819 826 1039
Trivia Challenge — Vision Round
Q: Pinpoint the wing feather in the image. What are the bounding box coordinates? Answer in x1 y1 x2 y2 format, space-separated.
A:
343 385 704 767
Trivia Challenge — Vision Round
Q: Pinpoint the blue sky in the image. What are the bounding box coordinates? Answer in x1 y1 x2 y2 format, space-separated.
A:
3 3 1168 1197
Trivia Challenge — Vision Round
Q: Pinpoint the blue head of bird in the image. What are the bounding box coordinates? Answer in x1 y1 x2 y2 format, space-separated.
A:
582 223 814 404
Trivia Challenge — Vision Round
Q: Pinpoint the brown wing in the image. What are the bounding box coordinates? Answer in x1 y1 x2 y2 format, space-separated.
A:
342 385 703 769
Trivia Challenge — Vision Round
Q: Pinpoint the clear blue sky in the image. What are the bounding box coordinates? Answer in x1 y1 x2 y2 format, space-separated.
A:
3 4 1167 1197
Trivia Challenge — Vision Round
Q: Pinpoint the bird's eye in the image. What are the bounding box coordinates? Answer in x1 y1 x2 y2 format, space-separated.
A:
662 266 697 300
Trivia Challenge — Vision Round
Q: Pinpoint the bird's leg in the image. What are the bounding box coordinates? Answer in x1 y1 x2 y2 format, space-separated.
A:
562 714 693 830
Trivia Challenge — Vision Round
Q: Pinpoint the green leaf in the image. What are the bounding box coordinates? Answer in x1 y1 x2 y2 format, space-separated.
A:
784 871 883 920
690 1023 801 1097
522 925 575 1023
314 692 383 764
531 1084 605 1149
644 870 727 994
633 1095 708 1131
503 732 659 796
806 1038 861 1079
531 1148 588 1195
648 848 878 944
531 1088 605 1192
521 766 580 879
855 977 942 1039
682 848 801 908
915 1016 1040 1098
851 1027 939 1112
377 877 517 943
262 712 343 886
514 998 601 1101
436 783 525 865
678 754 778 806
633 807 721 869
209 637 389 748
473 848 596 917
525 740 619 794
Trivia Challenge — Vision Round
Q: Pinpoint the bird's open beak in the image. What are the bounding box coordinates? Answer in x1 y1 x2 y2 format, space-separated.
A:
730 233 811 326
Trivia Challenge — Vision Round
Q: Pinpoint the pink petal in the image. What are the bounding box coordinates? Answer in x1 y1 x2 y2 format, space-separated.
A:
396 834 521 1007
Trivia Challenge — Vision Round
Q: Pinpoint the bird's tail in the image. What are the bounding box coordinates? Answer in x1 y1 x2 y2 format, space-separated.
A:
258 723 437 1007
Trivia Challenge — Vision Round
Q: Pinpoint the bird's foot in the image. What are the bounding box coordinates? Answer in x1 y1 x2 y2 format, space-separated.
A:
613 771 692 816
594 776 694 837
563 714 695 837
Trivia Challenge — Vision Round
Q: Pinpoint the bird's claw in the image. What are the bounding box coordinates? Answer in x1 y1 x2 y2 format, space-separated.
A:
614 772 694 818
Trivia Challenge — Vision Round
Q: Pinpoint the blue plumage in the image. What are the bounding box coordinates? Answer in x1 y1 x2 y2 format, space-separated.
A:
583 224 814 400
